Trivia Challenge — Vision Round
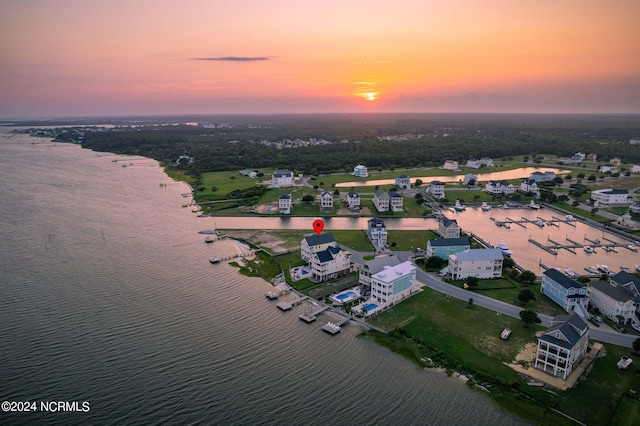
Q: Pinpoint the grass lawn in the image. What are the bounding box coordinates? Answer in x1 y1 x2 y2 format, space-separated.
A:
387 230 438 251
402 198 433 216
331 230 375 252
198 170 265 199
550 202 610 223
443 190 496 204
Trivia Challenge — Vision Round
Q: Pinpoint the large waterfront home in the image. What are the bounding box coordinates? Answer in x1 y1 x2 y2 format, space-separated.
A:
598 164 618 174
591 189 630 207
278 193 292 214
320 190 333 212
443 160 459 170
437 216 460 238
367 217 388 248
611 271 640 296
534 314 589 380
389 191 404 212
374 190 390 212
353 165 368 177
426 237 470 259
370 261 417 306
308 246 352 282
588 280 638 325
466 159 480 169
447 248 503 280
485 180 515 196
359 255 401 293
519 179 540 197
345 191 361 211
428 180 445 199
395 175 411 189
301 233 336 262
271 169 294 187
540 269 589 318
480 157 494 167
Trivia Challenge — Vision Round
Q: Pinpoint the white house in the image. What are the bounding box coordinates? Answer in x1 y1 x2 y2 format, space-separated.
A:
370 261 417 306
630 201 640 214
588 280 638 325
367 217 388 248
353 165 369 177
598 164 618 174
485 180 515 196
534 314 589 380
591 189 630 207
630 164 640 174
428 180 445 199
301 233 336 262
480 157 494 167
463 174 478 186
359 255 401 290
443 160 459 170
374 190 390 212
519 179 540 197
272 169 294 187
320 190 333 212
308 246 352 282
389 191 404 212
466 159 481 169
395 175 411 189
278 193 292 214
346 191 361 210
438 217 460 238
447 248 503 280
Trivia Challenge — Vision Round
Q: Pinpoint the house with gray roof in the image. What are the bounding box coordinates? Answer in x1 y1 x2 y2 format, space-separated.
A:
534 314 589 380
394 175 411 189
426 237 470 259
541 269 589 318
359 255 401 291
308 246 351 282
588 280 638 324
611 271 640 296
447 248 503 280
301 233 336 262
278 193 291 214
367 218 388 248
271 169 294 187
437 216 460 238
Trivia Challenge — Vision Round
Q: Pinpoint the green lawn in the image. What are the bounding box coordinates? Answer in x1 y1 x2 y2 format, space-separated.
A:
331 230 375 252
387 230 438 251
550 201 610 223
199 170 265 199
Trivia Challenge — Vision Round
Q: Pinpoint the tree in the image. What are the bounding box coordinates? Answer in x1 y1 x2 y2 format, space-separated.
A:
519 271 536 286
466 276 479 288
333 189 340 196
519 309 541 327
414 179 423 187
301 195 315 203
518 288 536 305
425 256 446 270
633 338 640 354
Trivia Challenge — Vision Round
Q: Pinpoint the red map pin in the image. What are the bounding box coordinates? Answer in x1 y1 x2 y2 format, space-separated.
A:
313 219 324 236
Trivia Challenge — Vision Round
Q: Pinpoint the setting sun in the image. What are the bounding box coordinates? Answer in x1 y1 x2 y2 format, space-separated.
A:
366 92 378 101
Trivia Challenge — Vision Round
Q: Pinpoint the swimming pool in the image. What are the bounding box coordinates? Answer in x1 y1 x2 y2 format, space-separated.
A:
336 291 355 300
363 303 378 312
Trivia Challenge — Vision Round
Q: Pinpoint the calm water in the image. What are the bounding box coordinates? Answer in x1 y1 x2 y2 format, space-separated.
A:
0 130 530 425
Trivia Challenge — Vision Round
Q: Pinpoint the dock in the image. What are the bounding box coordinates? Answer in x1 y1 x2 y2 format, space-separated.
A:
299 305 330 323
276 296 308 311
528 238 558 255
321 317 352 335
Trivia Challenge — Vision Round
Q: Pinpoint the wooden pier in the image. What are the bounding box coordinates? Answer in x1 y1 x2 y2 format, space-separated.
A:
528 233 633 255
528 238 558 255
299 305 330 323
549 237 576 254
321 317 352 335
277 296 309 311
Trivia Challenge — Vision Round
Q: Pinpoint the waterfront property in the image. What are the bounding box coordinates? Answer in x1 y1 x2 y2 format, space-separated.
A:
447 248 503 280
358 255 401 294
519 179 540 197
308 246 352 282
345 191 361 211
540 269 589 318
369 261 417 307
374 190 390 212
395 175 411 189
598 164 618 174
485 180 515 196
271 169 294 187
591 189 630 207
278 193 292 214
480 157 494 167
466 159 480 169
389 191 403 212
437 216 461 238
428 180 445 199
320 190 333 212
588 280 638 325
534 314 589 380
426 237 470 260
443 160 459 170
301 233 336 262
353 164 368 177
367 217 388 248
612 271 640 296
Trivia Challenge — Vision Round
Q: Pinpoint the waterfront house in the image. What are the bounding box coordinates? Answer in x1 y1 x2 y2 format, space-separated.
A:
480 157 494 167
389 191 404 212
428 180 445 199
571 152 585 164
359 255 401 292
308 246 352 282
466 159 481 169
395 175 411 189
630 201 640 215
301 233 336 262
611 271 640 297
588 280 638 325
426 237 470 260
320 190 333 212
278 193 292 214
534 314 589 380
598 164 618 174
591 189 630 207
353 165 369 177
437 216 460 238
443 160 459 170
463 174 478 186
367 217 388 248
374 190 390 212
485 180 514 196
345 191 360 211
519 179 540 197
447 248 503 280
540 269 589 318
272 169 294 187
370 261 417 306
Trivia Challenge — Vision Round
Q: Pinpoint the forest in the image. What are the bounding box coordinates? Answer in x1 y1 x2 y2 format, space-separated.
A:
20 113 640 176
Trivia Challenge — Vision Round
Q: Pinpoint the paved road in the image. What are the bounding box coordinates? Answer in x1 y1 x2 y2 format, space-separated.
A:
341 245 636 348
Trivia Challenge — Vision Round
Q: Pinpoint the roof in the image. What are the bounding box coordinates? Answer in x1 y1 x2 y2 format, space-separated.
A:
368 217 386 227
315 246 341 263
543 269 584 289
611 271 640 293
396 175 409 179
374 190 388 198
540 314 588 350
440 217 458 228
389 191 402 198
589 280 636 302
428 237 470 247
362 255 402 275
430 180 444 185
521 178 537 185
373 261 416 282
321 190 332 197
449 248 503 261
303 233 335 246
348 191 360 198
273 169 293 178
279 193 291 200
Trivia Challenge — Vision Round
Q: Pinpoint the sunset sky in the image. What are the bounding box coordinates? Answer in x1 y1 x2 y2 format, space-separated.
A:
1 0 639 118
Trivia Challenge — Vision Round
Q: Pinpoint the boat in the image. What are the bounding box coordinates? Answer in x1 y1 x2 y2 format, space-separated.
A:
481 202 492 211
204 236 214 243
583 245 594 253
565 214 576 221
535 219 545 227
209 257 220 264
585 266 598 274
454 200 466 211
597 264 610 274
603 246 614 252
564 268 577 278
503 222 511 229
495 220 504 227
198 230 216 234
497 238 513 256
528 200 541 210
636 265 640 273
627 244 638 252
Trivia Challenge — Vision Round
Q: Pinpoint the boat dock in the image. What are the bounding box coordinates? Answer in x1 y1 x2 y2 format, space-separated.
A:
299 304 330 323
321 317 352 335
528 238 558 255
493 215 577 229
527 234 636 255
276 296 309 311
